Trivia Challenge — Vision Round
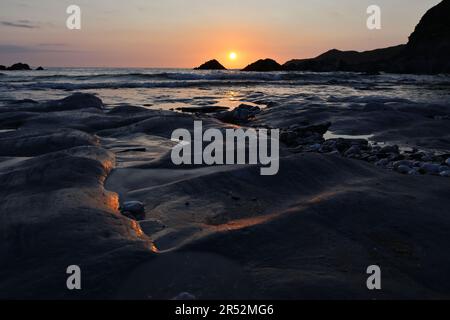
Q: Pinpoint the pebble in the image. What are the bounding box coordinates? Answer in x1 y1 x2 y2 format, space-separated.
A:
375 159 389 167
120 201 146 221
344 146 360 157
420 163 441 175
440 171 450 177
440 166 449 173
396 165 412 174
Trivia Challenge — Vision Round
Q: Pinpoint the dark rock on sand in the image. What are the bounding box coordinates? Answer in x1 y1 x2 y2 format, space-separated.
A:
0 146 153 299
43 93 104 111
280 122 331 147
0 128 99 157
120 201 146 221
7 63 31 71
195 59 226 70
242 59 282 72
215 104 261 124
177 106 229 114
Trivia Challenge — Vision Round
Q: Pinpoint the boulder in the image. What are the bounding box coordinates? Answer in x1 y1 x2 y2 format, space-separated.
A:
177 106 229 114
43 93 104 111
195 59 226 70
0 128 100 157
242 59 282 72
215 104 260 124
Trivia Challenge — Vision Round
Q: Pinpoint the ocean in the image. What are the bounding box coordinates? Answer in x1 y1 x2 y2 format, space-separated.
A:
1 68 449 110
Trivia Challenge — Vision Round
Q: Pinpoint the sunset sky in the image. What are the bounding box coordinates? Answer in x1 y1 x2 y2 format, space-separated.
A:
0 0 441 68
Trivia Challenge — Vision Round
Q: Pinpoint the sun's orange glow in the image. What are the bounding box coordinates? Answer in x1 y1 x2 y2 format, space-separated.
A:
229 52 237 60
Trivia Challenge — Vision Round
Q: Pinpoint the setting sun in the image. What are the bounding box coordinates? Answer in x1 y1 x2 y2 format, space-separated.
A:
229 52 237 60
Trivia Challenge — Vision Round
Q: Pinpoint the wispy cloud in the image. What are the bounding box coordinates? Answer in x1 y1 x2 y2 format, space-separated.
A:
0 44 86 54
38 43 68 47
0 20 39 29
0 44 34 53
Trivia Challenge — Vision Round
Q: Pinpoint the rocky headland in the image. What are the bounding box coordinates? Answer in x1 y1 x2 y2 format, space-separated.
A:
245 0 450 74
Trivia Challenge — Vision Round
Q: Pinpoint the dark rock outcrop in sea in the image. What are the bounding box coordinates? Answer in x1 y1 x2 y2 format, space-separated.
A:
194 59 226 70
6 63 32 71
242 58 282 72
0 65 6 70
283 0 450 74
36 66 44 71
